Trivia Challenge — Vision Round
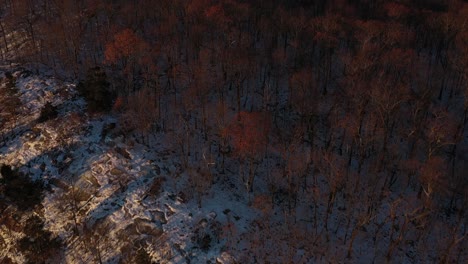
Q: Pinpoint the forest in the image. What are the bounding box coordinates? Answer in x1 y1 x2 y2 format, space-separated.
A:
0 0 467 263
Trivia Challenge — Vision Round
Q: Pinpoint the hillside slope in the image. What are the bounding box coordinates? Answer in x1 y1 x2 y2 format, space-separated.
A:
1 66 467 263
0 67 258 263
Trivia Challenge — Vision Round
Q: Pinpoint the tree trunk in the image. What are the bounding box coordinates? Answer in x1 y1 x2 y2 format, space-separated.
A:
0 22 9 52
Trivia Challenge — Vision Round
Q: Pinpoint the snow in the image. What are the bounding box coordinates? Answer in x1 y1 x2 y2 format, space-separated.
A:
0 67 257 263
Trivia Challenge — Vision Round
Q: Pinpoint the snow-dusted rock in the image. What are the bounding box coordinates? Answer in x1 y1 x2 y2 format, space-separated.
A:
216 252 237 264
149 209 167 224
110 168 124 175
134 218 163 238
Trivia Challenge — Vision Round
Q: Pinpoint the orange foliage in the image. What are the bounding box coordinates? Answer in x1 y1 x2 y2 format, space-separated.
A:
104 28 149 64
186 0 210 16
205 4 225 20
384 2 410 18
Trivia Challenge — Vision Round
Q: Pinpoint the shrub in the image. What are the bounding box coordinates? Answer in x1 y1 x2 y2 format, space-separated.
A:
133 248 152 264
0 164 44 210
18 215 62 263
191 218 221 252
3 71 17 93
37 102 58 123
0 164 14 180
4 71 13 79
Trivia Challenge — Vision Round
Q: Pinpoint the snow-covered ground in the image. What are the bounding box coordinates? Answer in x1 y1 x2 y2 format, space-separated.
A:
0 67 257 264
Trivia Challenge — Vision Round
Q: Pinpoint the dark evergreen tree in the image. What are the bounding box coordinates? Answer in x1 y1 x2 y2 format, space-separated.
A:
18 215 62 264
77 67 114 112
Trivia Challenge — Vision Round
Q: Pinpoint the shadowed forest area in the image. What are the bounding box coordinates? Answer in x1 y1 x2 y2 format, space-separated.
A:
1 0 467 263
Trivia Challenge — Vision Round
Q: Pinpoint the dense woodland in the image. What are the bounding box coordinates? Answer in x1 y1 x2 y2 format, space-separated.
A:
1 0 468 263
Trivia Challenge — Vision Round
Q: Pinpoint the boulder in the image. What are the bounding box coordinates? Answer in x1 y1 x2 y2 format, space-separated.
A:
164 204 175 217
216 252 237 264
110 168 124 176
134 218 163 238
49 178 69 190
83 172 100 188
150 210 167 224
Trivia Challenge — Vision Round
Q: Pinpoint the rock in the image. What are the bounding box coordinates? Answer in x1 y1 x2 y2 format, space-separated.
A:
83 172 100 188
34 143 42 151
177 191 186 203
151 210 167 224
134 218 163 238
216 252 237 264
164 204 175 217
49 178 69 190
94 167 103 174
208 211 217 219
42 130 50 139
23 130 37 140
153 164 161 175
117 223 137 240
115 147 131 159
147 177 165 196
110 168 124 175
198 218 208 228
